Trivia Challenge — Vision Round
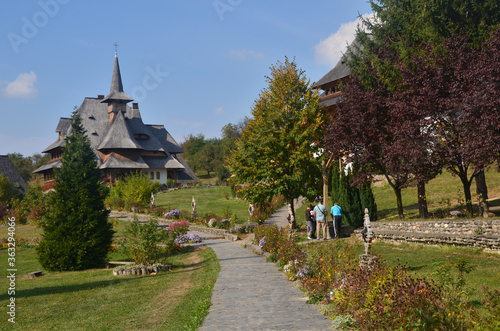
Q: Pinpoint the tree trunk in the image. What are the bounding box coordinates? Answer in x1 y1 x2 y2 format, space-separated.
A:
394 186 404 219
322 159 331 215
289 198 296 229
417 180 428 218
459 175 474 217
385 174 404 219
476 170 489 217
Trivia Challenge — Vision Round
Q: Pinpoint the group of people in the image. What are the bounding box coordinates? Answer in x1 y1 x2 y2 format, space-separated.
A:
305 199 343 240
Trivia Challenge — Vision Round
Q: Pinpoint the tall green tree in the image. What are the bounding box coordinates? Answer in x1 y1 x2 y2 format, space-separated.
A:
7 152 50 183
0 175 19 206
37 112 113 271
228 58 324 224
340 0 500 217
180 133 206 165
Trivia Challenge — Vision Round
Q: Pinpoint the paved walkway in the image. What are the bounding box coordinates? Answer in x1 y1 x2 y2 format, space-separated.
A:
197 203 333 331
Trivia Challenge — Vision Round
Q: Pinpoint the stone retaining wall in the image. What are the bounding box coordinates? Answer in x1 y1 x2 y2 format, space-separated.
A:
158 220 238 241
354 219 500 253
109 211 238 241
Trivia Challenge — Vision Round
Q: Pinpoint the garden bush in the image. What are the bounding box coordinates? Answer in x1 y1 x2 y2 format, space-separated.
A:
106 172 160 210
229 222 258 235
298 240 360 304
332 262 476 330
167 221 190 238
254 224 497 329
125 218 174 265
254 224 304 269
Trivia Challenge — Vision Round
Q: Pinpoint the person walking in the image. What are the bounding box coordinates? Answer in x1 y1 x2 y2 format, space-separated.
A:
313 199 328 240
330 202 343 238
305 204 316 239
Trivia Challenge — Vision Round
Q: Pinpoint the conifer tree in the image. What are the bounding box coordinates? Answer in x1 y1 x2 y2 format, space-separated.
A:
37 112 113 271
360 183 377 222
330 160 341 204
335 169 363 227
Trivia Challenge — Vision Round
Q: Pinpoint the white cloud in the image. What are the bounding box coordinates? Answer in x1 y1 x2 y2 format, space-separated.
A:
225 49 264 60
215 106 224 114
2 71 38 99
314 13 374 67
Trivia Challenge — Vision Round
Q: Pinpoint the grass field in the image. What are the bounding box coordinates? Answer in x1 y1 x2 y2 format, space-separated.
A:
0 168 498 328
372 168 500 220
155 186 251 224
371 241 500 304
0 223 220 330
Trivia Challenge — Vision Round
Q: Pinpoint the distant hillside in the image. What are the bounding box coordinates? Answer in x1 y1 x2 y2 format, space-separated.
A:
373 168 500 220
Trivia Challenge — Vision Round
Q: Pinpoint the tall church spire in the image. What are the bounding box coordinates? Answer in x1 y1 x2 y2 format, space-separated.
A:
101 52 133 104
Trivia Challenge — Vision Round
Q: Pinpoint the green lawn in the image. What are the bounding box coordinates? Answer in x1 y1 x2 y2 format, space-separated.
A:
371 241 500 304
0 223 220 330
372 168 500 220
155 186 251 224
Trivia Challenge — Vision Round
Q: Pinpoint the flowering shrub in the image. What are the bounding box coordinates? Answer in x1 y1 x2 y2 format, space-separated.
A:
40 184 54 191
299 241 359 303
332 262 475 330
164 209 182 219
254 224 305 269
256 223 495 329
230 222 258 235
15 237 40 249
167 221 190 238
149 206 167 217
220 218 231 229
174 233 202 244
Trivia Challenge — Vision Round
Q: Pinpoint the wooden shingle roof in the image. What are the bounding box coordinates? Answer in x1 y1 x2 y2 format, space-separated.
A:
101 55 133 103
35 54 198 183
0 155 27 191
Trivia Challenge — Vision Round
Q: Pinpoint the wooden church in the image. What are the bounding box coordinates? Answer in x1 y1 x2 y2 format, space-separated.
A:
34 54 198 186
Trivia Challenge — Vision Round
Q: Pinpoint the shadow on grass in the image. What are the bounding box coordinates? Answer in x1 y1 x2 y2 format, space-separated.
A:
377 203 420 220
0 277 141 301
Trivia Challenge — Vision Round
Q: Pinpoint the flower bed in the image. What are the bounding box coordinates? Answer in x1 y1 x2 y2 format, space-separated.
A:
254 224 500 330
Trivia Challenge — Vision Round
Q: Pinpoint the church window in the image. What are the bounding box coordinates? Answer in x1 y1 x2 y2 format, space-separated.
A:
156 172 160 180
150 172 154 180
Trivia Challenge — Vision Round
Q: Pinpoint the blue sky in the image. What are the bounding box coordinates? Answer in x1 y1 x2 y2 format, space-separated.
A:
0 0 373 156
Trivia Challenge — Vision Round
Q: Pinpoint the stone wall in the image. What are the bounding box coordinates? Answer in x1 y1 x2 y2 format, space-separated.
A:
354 219 500 253
158 219 238 241
109 211 238 241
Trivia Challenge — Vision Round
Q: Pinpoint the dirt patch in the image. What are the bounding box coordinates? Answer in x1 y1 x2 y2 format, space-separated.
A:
141 246 207 328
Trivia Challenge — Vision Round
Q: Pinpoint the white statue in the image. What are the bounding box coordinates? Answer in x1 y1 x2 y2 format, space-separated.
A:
150 192 155 206
191 196 196 212
362 208 373 255
248 203 255 217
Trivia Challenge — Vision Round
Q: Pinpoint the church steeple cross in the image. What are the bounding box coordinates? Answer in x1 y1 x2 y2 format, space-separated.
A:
114 42 119 55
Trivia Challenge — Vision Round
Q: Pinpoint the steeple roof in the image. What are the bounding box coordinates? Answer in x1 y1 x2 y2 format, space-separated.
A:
98 110 142 150
101 54 133 103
